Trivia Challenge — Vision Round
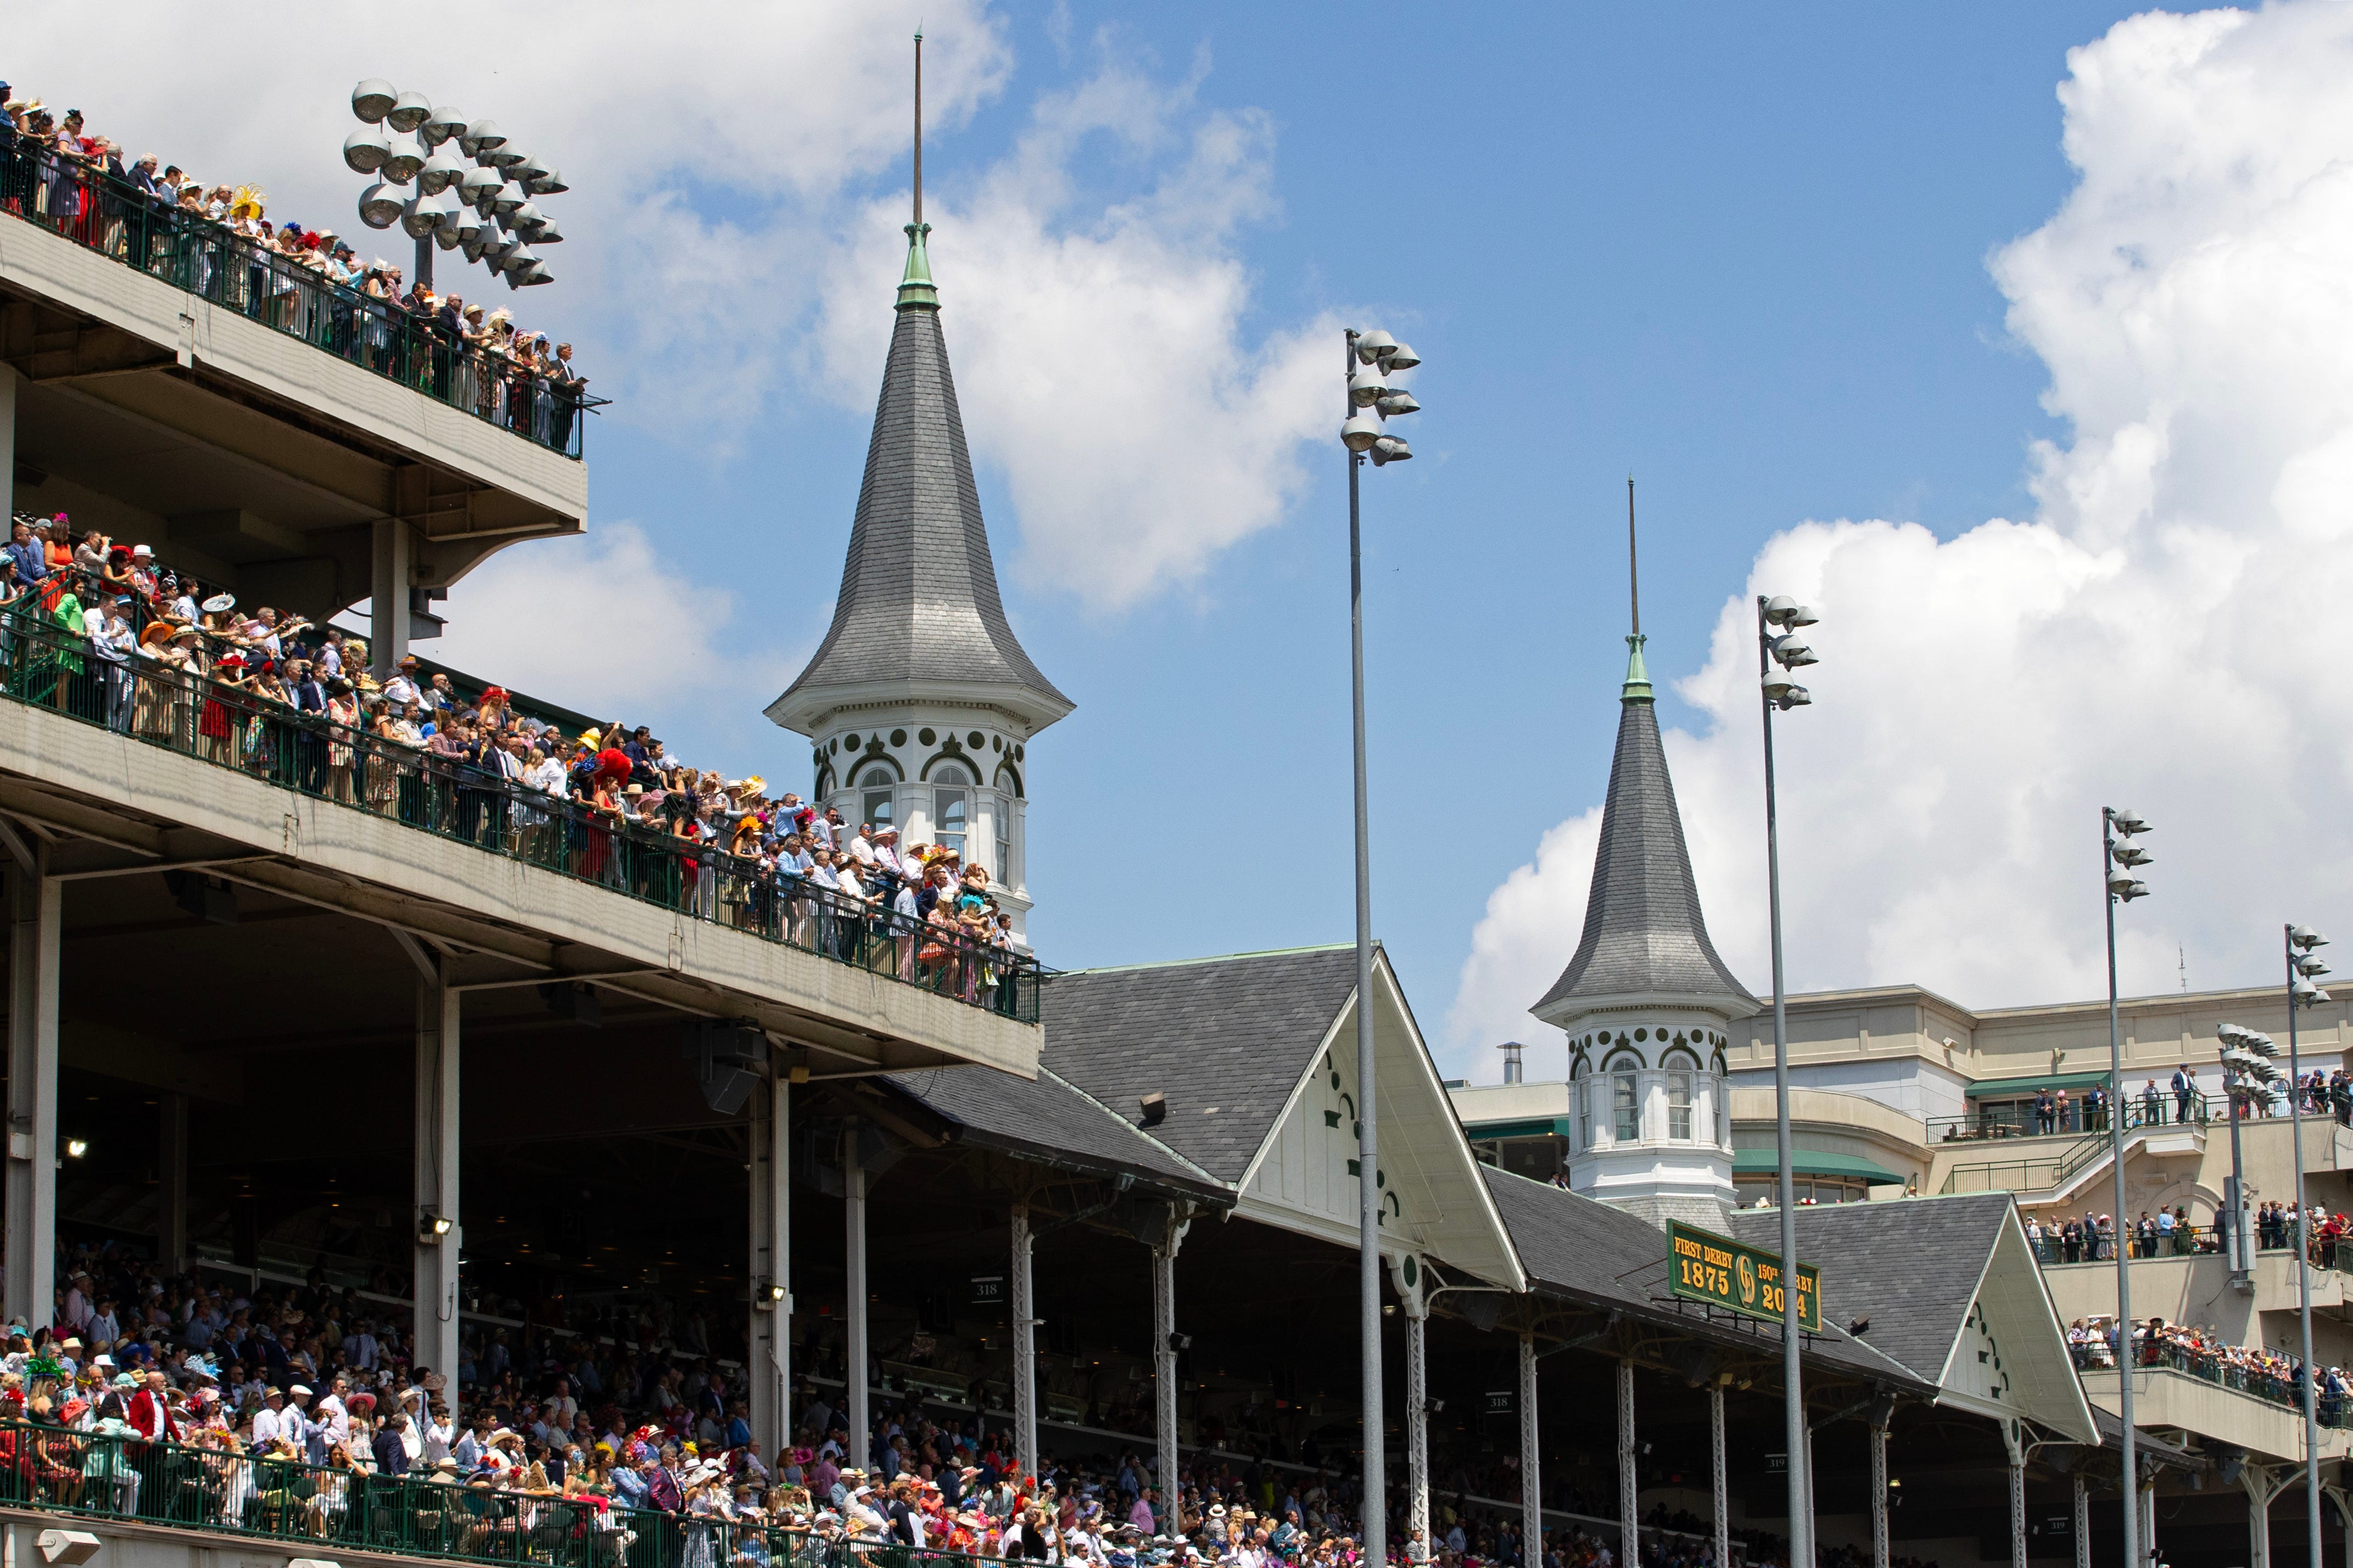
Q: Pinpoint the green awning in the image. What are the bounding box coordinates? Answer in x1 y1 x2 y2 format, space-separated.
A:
1463 1117 1572 1141
1965 1072 2111 1100
1732 1150 1907 1185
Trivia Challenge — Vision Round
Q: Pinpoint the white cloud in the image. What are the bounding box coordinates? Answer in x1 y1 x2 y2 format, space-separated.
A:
10 9 1337 602
807 48 1340 611
428 524 793 728
1446 1 2353 1078
1 1 1012 446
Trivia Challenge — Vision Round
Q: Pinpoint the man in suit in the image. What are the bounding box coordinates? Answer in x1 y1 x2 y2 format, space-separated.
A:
285 658 328 794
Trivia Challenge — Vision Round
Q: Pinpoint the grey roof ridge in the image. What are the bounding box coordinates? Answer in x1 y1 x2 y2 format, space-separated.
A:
1036 1063 1231 1191
1480 1166 1926 1385
1057 942 1357 977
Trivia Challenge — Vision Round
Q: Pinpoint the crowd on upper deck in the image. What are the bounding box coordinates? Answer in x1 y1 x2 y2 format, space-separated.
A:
0 509 1026 1003
0 78 588 450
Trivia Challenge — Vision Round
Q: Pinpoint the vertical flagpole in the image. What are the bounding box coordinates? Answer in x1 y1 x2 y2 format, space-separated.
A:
1627 477 1640 639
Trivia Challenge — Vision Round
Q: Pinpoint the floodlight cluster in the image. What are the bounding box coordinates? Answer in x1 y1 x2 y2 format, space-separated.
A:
343 80 567 289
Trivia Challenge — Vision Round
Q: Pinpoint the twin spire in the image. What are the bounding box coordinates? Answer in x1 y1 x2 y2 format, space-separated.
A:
1528 479 1756 1023
764 30 1070 741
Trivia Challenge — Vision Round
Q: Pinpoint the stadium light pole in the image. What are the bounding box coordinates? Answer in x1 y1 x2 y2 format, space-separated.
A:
1339 324 1421 1567
2101 806 2152 1568
1757 592 1821 1568
347 79 568 293
2286 922 2331 1568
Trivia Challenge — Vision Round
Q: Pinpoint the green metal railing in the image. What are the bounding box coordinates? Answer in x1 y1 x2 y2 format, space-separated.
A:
0 137 600 459
0 1417 975 1568
1928 1090 2211 1145
2071 1341 2351 1428
0 605 1041 1022
1940 1097 2210 1196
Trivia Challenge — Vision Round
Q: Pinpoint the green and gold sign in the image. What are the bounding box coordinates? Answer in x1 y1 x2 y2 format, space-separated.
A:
1667 1219 1820 1332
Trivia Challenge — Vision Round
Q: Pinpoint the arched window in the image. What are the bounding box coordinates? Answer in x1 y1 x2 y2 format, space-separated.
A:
854 764 897 837
932 763 970 859
1662 1048 1700 1141
1602 1050 1642 1143
1572 1060 1591 1150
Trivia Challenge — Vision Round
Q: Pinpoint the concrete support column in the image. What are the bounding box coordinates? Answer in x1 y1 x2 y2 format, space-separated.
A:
748 1075 790 1458
1617 1361 1637 1568
5 850 59 1330
1869 1420 1890 1568
370 517 412 681
1011 1205 1037 1476
411 972 460 1397
2002 1421 2027 1568
157 1094 188 1275
2073 1471 2091 1568
844 1147 869 1465
1152 1213 1187 1508
1518 1334 1542 1561
1711 1386 1729 1568
0 363 19 518
1406 1308 1430 1555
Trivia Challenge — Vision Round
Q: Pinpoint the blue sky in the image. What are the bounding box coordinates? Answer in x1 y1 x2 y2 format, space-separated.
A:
23 0 2351 1077
533 4 2147 1065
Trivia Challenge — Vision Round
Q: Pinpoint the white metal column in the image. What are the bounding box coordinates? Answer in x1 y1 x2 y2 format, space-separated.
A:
2008 1436 2028 1568
1870 1419 1890 1568
4 850 57 1330
1519 1334 1542 1561
1153 1212 1188 1505
2245 1465 2272 1568
1711 1386 1730 1568
1406 1305 1430 1554
1011 1205 1037 1476
2138 1476 2157 1568
1618 1361 1637 1568
411 971 460 1393
845 1150 869 1466
370 517 412 682
2073 1471 2091 1568
748 1076 791 1458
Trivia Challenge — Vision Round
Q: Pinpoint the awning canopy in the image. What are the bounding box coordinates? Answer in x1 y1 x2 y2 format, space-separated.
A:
1965 1072 2110 1100
1463 1117 1572 1141
1732 1149 1907 1186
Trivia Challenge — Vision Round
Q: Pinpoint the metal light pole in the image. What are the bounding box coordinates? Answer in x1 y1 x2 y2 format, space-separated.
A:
1758 595 1822 1568
2286 923 2332 1568
1339 326 1421 1565
2101 806 2152 1568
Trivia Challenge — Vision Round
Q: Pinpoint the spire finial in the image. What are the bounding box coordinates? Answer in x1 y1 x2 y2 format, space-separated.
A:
897 31 938 310
1622 475 1651 701
913 29 923 229
1627 475 1639 637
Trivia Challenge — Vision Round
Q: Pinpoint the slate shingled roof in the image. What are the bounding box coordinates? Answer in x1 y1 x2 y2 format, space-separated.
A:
1482 1167 1926 1387
1728 1192 2015 1384
1533 693 1756 1018
1038 947 1362 1186
884 1063 1226 1200
770 300 1069 731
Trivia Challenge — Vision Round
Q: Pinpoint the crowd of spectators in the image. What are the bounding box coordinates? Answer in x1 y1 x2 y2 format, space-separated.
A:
2066 1315 2353 1425
0 1240 1767 1568
1 80 588 451
0 511 1027 1004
